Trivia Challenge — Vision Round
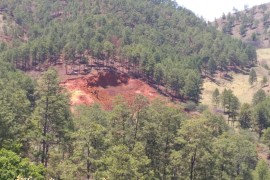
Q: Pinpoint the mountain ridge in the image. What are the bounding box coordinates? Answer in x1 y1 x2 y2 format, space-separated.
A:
214 2 270 48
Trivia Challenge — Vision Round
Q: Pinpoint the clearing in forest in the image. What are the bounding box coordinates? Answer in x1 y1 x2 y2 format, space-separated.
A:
61 70 165 109
201 48 270 107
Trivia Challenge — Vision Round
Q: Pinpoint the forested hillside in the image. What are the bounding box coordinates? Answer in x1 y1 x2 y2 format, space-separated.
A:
0 64 263 179
0 0 269 179
215 2 270 48
0 0 257 101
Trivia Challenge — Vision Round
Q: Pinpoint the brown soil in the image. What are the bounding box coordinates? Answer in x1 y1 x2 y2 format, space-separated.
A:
61 70 163 109
257 143 270 166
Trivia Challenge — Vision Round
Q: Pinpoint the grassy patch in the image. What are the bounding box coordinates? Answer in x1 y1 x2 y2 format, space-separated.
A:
201 48 270 107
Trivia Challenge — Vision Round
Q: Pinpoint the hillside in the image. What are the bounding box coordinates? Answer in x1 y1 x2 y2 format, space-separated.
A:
0 0 256 102
214 2 270 48
0 11 27 44
0 0 270 179
202 48 270 107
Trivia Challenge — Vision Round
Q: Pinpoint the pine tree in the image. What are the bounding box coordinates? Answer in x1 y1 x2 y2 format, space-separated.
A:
32 68 73 167
72 105 107 179
262 128 270 149
212 88 220 107
253 160 270 180
238 103 252 129
154 63 164 86
249 69 257 85
261 76 268 87
207 58 217 75
253 89 266 105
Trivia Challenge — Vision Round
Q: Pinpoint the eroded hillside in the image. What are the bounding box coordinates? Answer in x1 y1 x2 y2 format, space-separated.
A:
61 70 164 109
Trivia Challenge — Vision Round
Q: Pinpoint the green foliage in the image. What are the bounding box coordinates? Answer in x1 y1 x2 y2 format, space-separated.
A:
207 58 217 75
68 105 107 179
183 71 201 101
252 32 257 41
154 63 164 85
171 113 256 180
172 117 215 179
214 133 257 179
184 100 197 111
0 0 257 102
239 103 252 129
262 128 270 149
0 148 44 179
0 0 266 179
253 89 266 105
212 88 220 106
253 160 270 180
249 69 257 85
98 144 152 180
31 68 73 167
252 98 270 137
0 65 262 179
0 69 35 152
220 89 240 123
240 24 247 36
261 76 268 87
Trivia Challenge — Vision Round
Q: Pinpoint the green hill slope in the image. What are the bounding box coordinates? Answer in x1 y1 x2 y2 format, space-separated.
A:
0 1 268 179
0 0 256 101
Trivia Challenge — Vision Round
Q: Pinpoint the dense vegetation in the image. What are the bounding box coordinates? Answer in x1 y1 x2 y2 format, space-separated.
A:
0 65 265 179
0 0 269 179
0 0 257 101
213 88 270 138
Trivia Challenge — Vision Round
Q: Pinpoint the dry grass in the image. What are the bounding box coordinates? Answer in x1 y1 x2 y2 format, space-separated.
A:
201 48 270 107
257 48 270 67
0 14 4 34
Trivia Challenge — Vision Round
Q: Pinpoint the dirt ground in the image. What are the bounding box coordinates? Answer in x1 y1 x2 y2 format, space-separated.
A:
61 70 163 110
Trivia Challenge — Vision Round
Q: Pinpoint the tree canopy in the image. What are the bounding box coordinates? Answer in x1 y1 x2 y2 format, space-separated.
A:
0 0 257 101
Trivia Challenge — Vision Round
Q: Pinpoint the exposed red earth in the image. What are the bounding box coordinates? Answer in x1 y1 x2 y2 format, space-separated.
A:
60 70 163 110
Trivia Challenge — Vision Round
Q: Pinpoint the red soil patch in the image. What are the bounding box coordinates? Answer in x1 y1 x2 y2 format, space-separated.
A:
61 71 162 109
257 144 270 166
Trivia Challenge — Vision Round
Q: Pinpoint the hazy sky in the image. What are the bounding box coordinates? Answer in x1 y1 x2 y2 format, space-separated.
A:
176 0 270 21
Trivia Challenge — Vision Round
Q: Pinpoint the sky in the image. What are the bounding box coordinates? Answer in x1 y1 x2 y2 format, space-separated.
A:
176 0 270 21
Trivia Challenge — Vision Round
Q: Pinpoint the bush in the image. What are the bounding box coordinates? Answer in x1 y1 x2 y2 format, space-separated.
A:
184 101 197 111
196 104 208 113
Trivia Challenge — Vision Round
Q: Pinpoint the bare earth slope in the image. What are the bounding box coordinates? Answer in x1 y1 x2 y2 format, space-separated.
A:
61 70 164 110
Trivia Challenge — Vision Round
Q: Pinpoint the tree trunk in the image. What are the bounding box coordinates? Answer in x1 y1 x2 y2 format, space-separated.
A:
190 147 197 180
42 96 49 167
122 118 125 144
163 119 171 180
65 64 68 75
134 112 139 143
87 146 91 180
45 143 49 167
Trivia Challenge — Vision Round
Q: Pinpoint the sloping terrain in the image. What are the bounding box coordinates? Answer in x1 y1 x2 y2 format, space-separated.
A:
0 12 26 44
201 48 270 107
0 1 269 179
215 2 270 48
61 70 164 109
0 0 256 103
